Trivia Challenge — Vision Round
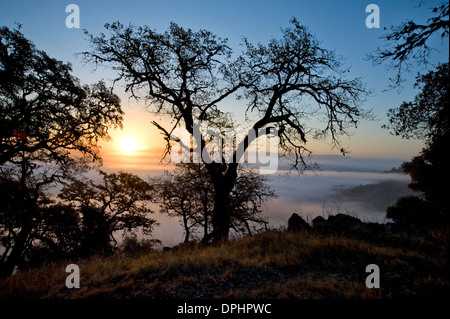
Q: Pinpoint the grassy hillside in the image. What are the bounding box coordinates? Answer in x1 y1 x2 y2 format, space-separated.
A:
0 227 448 299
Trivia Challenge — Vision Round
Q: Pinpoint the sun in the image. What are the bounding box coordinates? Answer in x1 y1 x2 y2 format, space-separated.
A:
118 136 141 154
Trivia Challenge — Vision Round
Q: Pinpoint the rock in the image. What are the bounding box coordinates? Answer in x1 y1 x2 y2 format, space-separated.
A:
312 216 330 228
327 213 364 231
288 213 310 231
312 213 391 236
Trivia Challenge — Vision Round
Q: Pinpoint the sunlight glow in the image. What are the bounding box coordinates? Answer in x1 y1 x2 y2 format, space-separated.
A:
118 136 141 154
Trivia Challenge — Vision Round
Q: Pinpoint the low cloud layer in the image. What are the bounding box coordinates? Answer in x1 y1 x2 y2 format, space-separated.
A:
108 155 415 245
263 156 414 227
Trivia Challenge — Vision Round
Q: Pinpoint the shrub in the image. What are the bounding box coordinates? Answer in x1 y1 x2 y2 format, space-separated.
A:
119 235 162 256
386 195 431 226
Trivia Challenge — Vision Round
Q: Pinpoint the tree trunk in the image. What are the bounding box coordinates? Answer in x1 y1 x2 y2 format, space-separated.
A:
207 163 238 242
0 223 31 278
183 214 190 243
0 158 36 277
211 188 231 241
201 199 210 242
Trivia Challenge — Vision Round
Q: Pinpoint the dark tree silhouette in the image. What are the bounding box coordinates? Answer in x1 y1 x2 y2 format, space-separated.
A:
369 1 449 225
0 170 157 273
0 27 123 165
383 62 449 142
84 19 370 241
59 170 158 254
386 195 430 227
385 63 449 225
154 164 213 243
153 164 274 242
0 26 124 277
228 168 275 236
369 1 449 87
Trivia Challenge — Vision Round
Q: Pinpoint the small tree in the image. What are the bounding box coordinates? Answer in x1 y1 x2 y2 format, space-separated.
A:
59 170 158 253
228 169 275 235
154 164 211 243
386 195 429 227
22 203 83 268
153 164 275 242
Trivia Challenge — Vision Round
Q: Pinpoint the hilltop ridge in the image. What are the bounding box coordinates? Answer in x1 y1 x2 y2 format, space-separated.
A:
1 215 448 299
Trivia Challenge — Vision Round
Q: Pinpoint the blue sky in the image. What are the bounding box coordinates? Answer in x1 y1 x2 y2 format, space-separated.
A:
1 0 448 160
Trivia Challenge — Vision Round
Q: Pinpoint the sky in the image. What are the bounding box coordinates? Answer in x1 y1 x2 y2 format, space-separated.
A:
3 0 448 245
1 0 448 167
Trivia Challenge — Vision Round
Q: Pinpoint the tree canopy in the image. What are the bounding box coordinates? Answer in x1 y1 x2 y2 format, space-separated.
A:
59 170 157 254
0 27 123 166
383 62 449 142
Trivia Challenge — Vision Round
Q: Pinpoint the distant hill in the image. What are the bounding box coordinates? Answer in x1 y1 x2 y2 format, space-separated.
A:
333 180 415 211
384 166 405 173
277 155 407 173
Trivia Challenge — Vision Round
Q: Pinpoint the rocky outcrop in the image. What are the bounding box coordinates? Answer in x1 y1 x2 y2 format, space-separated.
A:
288 213 311 231
290 213 393 236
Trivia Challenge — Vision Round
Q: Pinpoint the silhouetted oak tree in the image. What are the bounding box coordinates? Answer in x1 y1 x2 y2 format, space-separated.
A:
85 19 369 241
0 26 123 277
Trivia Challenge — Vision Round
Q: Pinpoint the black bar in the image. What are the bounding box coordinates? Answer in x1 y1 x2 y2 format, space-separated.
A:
0 299 445 318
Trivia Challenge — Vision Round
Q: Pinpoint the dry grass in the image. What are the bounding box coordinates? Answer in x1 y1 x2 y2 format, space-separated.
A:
0 228 448 299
